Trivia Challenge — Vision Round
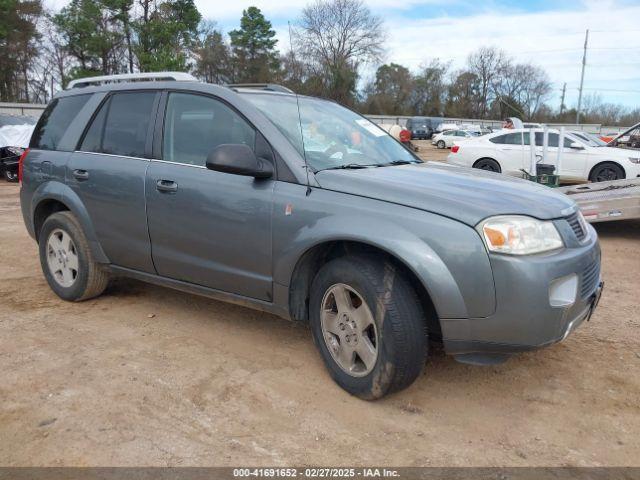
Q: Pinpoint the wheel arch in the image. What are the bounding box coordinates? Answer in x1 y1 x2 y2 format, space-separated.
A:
588 160 626 181
472 157 501 172
288 240 442 340
31 183 109 263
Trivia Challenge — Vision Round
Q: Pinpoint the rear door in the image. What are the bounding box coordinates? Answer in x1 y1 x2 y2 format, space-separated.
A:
68 91 159 273
145 91 274 301
489 132 528 175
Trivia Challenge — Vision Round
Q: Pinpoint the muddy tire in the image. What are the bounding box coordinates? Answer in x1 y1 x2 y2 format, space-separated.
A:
309 255 427 400
589 162 625 182
39 211 109 301
473 158 501 173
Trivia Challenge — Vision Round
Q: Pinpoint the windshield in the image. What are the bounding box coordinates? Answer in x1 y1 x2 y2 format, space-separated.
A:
578 132 607 147
242 93 420 172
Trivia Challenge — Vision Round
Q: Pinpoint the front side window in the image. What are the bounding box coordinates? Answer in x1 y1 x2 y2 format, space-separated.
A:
80 92 156 158
533 132 574 148
31 94 91 150
162 92 256 166
241 93 419 172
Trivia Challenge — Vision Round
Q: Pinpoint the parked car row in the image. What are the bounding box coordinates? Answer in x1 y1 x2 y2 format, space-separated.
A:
447 128 640 183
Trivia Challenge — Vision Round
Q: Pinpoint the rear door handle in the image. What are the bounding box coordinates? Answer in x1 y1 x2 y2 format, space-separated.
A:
156 179 178 193
72 169 89 180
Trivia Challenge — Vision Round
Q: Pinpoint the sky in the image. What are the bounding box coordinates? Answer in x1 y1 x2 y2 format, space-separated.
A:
46 0 640 110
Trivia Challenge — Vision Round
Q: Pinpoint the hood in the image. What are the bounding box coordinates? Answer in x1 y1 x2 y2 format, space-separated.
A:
315 162 576 226
593 146 639 159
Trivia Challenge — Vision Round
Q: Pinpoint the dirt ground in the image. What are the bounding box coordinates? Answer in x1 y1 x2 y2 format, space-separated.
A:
1 145 639 466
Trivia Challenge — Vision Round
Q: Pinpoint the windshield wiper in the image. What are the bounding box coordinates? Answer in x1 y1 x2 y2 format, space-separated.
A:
315 163 380 172
379 159 420 166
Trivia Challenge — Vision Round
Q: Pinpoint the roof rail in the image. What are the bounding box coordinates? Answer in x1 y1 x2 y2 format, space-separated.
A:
226 83 294 94
67 72 198 89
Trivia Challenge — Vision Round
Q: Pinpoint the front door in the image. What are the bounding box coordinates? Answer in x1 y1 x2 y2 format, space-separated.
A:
145 92 275 301
535 132 588 181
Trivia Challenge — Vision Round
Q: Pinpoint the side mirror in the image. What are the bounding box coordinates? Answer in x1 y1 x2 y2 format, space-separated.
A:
206 144 273 179
569 142 585 150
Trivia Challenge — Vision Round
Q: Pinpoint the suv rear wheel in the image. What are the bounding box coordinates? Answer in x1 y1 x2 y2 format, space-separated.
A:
39 211 109 301
309 255 427 400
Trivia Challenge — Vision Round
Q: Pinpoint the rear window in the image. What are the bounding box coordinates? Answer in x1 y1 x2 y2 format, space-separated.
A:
30 95 91 150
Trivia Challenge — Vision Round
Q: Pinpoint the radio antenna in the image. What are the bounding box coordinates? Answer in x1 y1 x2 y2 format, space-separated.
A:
288 20 312 196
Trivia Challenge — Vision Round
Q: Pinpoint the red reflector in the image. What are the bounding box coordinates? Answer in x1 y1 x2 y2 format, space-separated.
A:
451 145 460 153
399 129 411 143
18 148 29 183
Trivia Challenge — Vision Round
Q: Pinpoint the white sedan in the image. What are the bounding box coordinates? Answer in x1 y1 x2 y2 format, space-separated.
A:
446 128 640 183
431 129 478 149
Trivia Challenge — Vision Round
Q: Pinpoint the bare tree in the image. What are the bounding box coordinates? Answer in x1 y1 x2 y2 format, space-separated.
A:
295 0 385 104
467 46 507 118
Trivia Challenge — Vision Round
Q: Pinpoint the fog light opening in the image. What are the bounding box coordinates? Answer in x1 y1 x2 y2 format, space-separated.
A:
549 274 578 308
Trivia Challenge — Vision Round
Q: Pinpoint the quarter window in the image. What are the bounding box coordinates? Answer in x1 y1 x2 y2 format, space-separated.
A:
80 92 156 158
162 92 256 166
30 94 91 151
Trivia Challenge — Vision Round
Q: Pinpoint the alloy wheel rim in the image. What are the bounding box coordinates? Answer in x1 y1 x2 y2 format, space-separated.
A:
597 167 618 182
46 229 79 288
320 283 378 377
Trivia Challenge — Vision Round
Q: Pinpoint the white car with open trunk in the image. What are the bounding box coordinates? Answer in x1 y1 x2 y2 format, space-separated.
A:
446 128 640 183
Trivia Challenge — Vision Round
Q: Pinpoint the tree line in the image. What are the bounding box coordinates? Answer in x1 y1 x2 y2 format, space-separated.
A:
1 0 638 125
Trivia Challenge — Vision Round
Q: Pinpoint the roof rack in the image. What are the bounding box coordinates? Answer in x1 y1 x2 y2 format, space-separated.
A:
67 72 198 89
226 83 294 94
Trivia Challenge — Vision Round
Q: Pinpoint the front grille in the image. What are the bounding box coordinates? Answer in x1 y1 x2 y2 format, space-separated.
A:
566 212 587 241
580 259 600 298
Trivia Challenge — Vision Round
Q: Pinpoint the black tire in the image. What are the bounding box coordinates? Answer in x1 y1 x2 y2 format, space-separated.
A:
473 158 501 173
589 162 625 182
39 211 109 301
436 140 446 149
3 169 18 182
309 255 428 400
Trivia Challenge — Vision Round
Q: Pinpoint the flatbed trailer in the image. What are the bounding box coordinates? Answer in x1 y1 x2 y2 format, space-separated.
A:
558 179 640 223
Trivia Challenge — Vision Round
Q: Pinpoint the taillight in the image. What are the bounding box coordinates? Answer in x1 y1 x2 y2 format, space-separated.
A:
18 148 29 183
451 145 460 153
399 129 411 143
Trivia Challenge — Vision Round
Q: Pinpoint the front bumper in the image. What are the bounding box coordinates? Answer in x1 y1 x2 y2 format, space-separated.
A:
441 224 602 357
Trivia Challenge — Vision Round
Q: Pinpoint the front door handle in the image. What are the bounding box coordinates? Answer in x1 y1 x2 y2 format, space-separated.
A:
156 179 178 193
72 169 89 181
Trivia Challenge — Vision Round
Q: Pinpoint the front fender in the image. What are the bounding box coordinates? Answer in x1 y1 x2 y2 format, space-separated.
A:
29 180 109 263
272 184 495 320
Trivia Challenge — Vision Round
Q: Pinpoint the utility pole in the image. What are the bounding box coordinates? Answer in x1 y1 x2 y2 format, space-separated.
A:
576 29 589 124
560 82 567 116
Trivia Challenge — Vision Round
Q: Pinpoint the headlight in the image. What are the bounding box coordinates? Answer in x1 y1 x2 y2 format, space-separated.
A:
628 157 640 164
479 215 563 255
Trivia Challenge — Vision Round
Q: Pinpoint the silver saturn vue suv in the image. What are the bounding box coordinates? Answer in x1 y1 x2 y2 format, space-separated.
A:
19 74 603 399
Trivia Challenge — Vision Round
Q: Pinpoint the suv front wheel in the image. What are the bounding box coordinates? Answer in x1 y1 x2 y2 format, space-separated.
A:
39 211 109 301
310 255 428 399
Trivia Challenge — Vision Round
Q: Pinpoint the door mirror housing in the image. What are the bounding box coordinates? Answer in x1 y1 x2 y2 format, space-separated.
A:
206 144 273 178
569 142 585 150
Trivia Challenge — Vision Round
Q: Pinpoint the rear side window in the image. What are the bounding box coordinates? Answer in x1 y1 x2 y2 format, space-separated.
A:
490 132 529 145
30 95 90 150
80 92 156 158
162 92 256 166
